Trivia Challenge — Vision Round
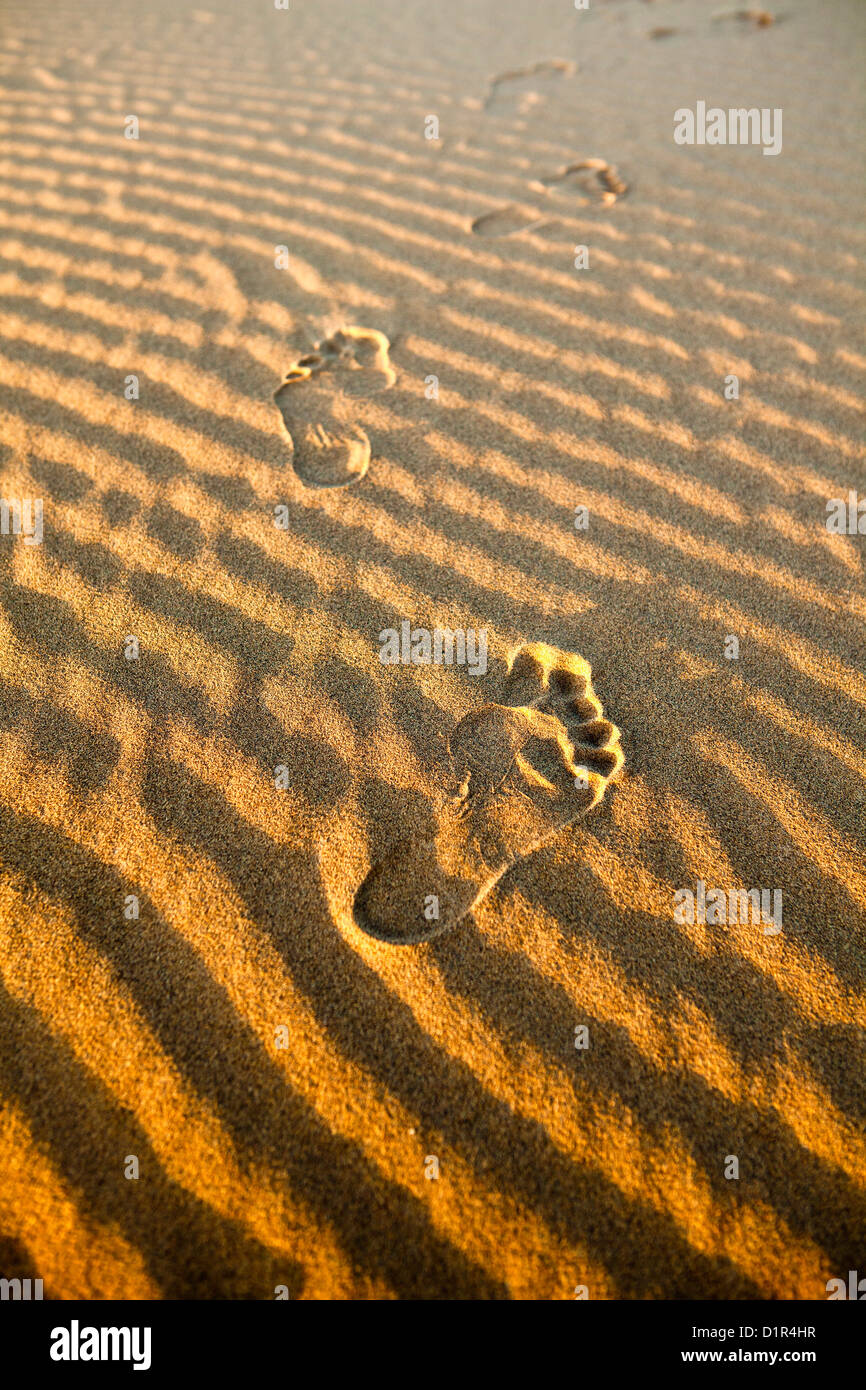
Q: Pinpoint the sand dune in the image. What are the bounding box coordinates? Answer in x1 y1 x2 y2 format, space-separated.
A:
0 0 863 1299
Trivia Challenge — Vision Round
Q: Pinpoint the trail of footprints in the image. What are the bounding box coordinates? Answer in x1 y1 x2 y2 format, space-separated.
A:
266 15 781 931
273 65 626 478
270 63 629 934
470 58 628 236
467 10 777 230
652 7 777 39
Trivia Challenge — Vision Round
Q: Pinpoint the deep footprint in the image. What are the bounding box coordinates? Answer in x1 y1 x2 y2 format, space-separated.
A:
274 326 395 489
353 642 624 944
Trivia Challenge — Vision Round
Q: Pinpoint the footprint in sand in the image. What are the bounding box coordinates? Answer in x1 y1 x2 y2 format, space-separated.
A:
712 8 777 27
534 158 629 208
471 157 628 237
353 642 624 944
274 326 395 489
484 59 576 116
470 204 549 238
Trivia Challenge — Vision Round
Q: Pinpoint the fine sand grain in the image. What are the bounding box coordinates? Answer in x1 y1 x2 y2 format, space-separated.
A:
0 0 863 1299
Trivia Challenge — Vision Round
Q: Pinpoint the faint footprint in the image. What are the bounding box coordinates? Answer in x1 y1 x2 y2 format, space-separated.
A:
353 642 624 944
712 8 777 25
534 157 629 208
274 326 395 489
484 59 576 115
471 157 628 237
470 204 549 238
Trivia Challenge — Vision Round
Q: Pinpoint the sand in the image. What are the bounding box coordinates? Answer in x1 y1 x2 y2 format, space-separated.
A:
0 0 863 1299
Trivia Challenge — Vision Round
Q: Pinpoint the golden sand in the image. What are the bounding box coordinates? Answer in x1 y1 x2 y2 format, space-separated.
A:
0 0 863 1299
